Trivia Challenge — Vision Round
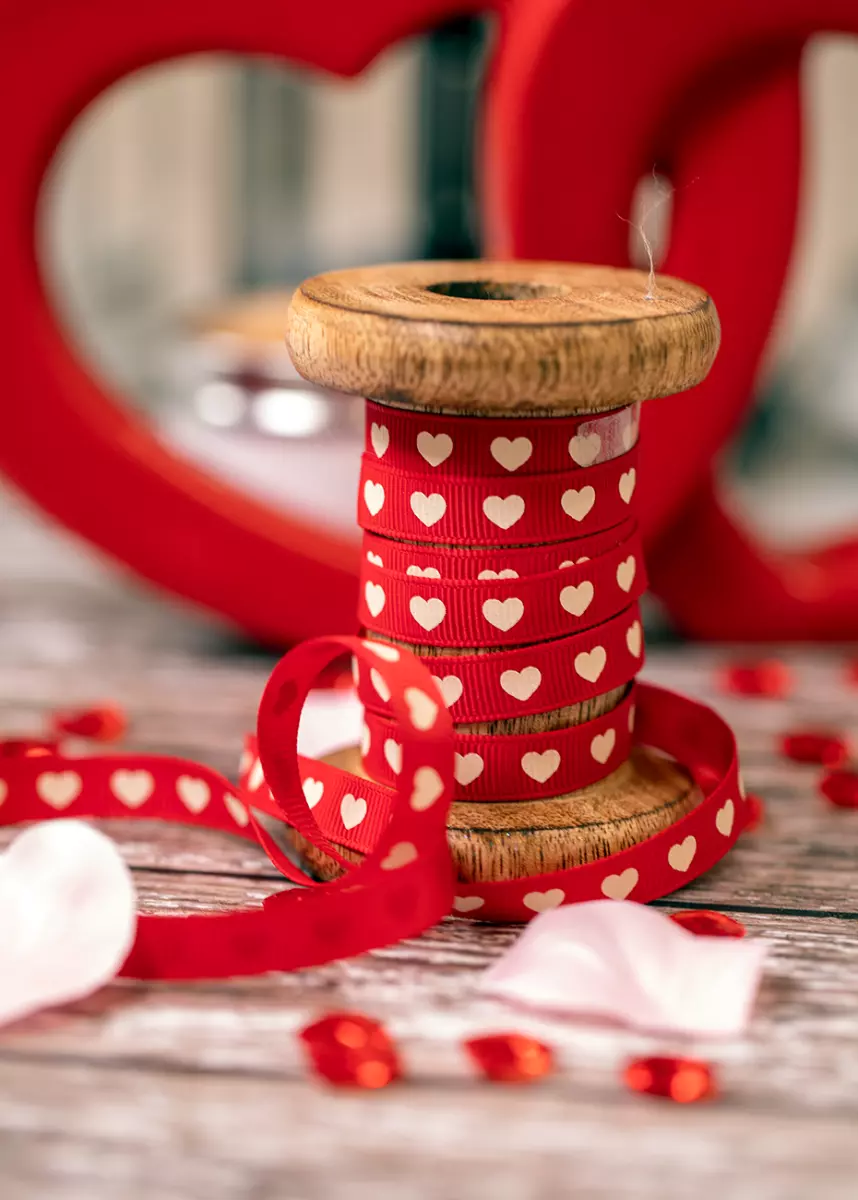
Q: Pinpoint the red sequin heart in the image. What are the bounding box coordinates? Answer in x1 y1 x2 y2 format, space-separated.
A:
298 1013 401 1089
670 910 745 938
819 770 858 810
779 731 849 767
0 738 58 758
51 704 127 743
743 793 765 832
624 1056 716 1103
718 660 792 698
464 1033 554 1083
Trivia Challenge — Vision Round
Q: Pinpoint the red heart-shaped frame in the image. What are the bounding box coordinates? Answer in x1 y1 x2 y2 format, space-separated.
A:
3 0 857 642
486 0 858 638
0 0 490 645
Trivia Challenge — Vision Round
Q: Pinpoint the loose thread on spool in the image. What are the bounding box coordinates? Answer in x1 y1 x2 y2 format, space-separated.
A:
620 168 674 302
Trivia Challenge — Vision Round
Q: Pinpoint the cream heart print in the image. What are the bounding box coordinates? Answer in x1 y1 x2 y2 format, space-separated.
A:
410 596 446 631
523 889 565 913
490 437 532 472
560 581 594 617
521 749 561 783
432 674 463 707
561 487 596 522
365 581 386 618
36 772 82 810
370 423 389 458
416 431 453 467
574 646 606 682
601 868 638 900
500 667 542 702
568 432 601 467
410 492 447 527
482 597 524 631
482 495 525 530
363 480 385 516
454 753 484 786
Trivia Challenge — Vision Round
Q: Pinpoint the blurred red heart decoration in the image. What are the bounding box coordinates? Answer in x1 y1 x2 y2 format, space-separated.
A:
0 0 486 645
2 0 857 641
487 0 858 639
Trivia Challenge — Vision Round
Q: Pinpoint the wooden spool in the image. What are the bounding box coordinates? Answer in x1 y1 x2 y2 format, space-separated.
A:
285 261 720 886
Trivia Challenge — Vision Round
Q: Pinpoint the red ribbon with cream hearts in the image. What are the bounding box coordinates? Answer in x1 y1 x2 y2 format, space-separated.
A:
365 399 639 475
359 531 645 648
360 450 639 546
0 398 745 975
357 601 644 723
0 657 746 961
0 634 458 979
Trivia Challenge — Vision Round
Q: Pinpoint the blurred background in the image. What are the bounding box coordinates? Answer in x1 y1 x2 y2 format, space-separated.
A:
26 27 858 628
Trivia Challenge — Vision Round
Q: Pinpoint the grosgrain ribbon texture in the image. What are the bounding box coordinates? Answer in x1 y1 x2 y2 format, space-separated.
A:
365 399 639 475
0 671 745 974
0 635 458 979
249 682 745 922
357 602 645 723
360 450 639 546
361 686 637 800
360 531 645 648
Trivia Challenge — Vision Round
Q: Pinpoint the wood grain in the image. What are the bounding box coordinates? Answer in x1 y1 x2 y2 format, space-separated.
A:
287 261 720 413
2 490 858 1198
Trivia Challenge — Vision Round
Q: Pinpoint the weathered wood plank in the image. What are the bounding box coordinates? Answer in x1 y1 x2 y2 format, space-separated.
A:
3 488 858 1197
1 904 857 1124
0 1053 857 1200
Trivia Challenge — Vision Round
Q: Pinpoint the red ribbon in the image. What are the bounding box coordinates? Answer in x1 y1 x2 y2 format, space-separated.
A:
361 521 634 579
361 685 636 800
364 398 639 476
0 635 457 979
0 400 745 977
0 643 745 968
359 527 645 648
360 450 638 546
245 676 747 919
357 601 644 723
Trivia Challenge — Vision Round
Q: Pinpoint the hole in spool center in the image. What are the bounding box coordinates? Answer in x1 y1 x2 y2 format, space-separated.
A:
426 279 567 301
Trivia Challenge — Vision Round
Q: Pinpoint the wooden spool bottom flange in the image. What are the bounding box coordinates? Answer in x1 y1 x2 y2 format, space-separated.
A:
280 743 699 884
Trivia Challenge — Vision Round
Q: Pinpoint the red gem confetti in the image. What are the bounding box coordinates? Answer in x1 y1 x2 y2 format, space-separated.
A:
624 1056 717 1103
718 659 792 698
464 1033 554 1083
50 704 127 743
298 1012 401 1088
819 770 858 810
670 910 745 938
0 738 58 758
779 731 849 768
743 793 765 831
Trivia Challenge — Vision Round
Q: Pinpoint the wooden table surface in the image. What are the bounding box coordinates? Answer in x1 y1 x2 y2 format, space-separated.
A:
1 489 857 1200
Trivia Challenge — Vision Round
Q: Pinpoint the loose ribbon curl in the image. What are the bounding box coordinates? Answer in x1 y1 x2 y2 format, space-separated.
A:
0 653 745 971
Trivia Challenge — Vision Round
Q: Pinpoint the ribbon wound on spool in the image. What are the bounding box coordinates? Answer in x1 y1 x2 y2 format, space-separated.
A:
0 389 746 972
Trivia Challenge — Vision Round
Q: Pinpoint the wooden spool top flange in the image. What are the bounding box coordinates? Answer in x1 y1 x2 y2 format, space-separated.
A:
287 261 720 413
